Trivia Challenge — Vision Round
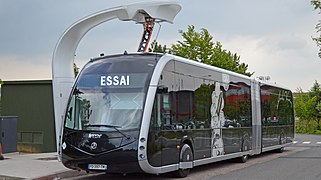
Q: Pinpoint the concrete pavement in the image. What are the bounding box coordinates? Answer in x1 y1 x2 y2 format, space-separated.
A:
0 152 85 179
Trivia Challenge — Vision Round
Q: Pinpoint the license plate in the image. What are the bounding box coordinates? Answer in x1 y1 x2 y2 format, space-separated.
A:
88 164 108 170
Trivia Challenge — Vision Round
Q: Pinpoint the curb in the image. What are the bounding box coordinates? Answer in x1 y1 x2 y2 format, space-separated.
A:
33 170 87 180
0 175 24 180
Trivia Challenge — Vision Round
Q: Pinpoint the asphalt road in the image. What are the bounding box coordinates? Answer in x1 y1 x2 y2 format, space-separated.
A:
209 135 321 180
65 134 321 180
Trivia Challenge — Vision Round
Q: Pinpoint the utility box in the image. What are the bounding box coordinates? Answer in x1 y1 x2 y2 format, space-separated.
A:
0 116 18 153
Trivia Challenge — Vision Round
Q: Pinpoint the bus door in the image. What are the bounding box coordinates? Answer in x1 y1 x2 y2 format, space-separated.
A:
156 87 179 166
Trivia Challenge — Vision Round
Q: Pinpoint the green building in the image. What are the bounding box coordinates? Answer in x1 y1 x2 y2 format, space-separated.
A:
0 86 2 115
1 80 56 153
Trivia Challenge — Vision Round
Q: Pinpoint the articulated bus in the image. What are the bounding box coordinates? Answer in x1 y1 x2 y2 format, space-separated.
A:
60 53 294 177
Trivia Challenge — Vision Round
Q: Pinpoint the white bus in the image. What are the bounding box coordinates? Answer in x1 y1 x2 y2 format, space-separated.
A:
60 53 294 177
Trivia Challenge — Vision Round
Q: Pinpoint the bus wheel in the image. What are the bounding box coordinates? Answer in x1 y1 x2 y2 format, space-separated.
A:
175 144 193 178
238 154 249 163
175 168 190 178
275 147 284 153
238 137 249 163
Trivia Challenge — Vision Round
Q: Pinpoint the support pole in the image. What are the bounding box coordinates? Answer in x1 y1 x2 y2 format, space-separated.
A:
52 1 181 160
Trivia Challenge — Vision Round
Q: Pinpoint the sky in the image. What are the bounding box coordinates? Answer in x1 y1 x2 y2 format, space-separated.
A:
0 0 320 92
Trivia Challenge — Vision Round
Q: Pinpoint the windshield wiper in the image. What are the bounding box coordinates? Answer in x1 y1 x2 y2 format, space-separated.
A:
84 124 131 139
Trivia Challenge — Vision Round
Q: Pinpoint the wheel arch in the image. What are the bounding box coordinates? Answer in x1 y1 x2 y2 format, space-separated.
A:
180 137 194 155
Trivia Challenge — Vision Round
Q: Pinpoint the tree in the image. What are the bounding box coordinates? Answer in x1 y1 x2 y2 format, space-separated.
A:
309 81 321 129
295 81 321 133
148 40 169 53
295 90 316 131
316 101 321 129
170 25 253 76
311 0 321 58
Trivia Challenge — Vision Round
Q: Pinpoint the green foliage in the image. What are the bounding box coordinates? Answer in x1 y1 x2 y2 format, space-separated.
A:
170 25 253 77
148 40 169 53
296 118 321 134
311 0 321 58
295 81 321 134
171 25 214 61
310 81 321 129
311 0 321 11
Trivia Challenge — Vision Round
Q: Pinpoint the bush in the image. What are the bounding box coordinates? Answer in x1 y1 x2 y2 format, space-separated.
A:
295 119 321 134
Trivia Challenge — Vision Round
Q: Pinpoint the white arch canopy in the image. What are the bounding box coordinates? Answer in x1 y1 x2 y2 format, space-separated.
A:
52 1 181 154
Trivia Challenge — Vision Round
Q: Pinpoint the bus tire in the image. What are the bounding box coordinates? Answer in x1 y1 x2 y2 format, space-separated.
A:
275 147 284 153
175 143 193 178
238 154 249 163
175 168 190 178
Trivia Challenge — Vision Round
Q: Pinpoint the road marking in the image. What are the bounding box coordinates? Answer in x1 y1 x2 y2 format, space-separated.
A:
292 141 321 145
302 141 311 144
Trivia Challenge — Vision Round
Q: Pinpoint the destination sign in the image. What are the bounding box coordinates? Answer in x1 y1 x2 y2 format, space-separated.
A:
100 75 130 86
77 73 148 89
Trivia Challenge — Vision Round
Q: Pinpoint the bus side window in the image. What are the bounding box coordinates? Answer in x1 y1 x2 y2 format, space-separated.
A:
151 92 165 130
162 94 172 129
156 86 175 130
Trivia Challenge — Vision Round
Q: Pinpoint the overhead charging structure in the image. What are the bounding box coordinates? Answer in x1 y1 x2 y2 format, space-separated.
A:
52 1 181 154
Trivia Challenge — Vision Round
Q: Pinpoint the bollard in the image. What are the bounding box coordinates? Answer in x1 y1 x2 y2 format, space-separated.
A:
0 143 4 160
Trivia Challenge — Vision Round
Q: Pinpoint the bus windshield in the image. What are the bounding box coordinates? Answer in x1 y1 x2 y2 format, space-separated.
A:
64 55 157 132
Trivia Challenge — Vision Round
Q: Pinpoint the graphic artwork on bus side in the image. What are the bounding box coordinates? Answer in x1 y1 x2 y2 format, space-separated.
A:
211 81 226 157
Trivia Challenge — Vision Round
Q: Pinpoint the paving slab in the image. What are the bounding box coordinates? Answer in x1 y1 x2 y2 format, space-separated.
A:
0 152 84 179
